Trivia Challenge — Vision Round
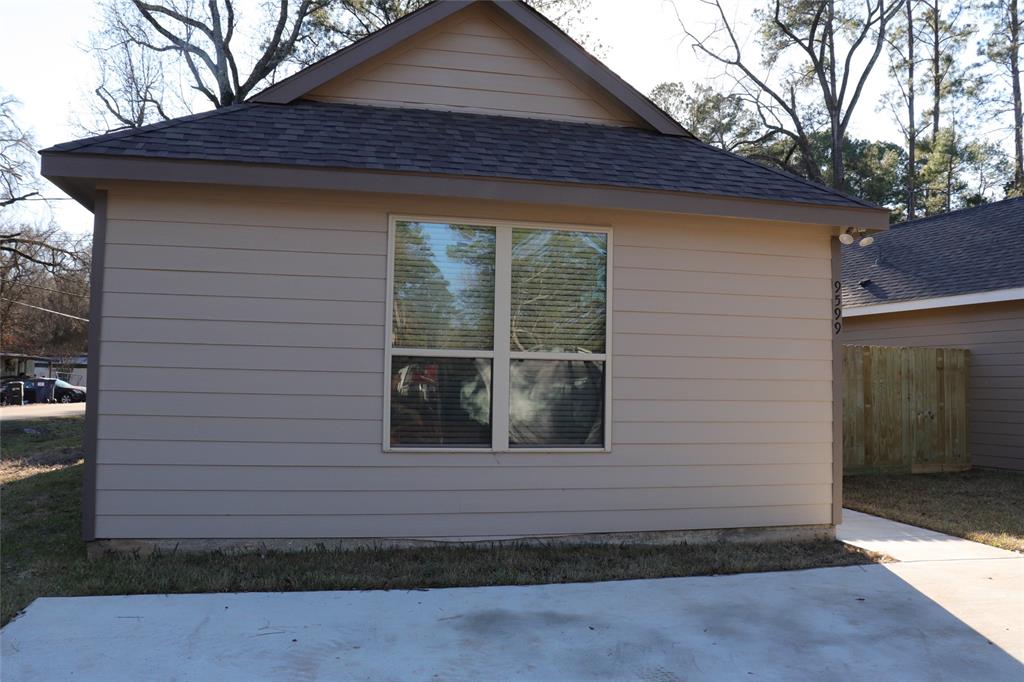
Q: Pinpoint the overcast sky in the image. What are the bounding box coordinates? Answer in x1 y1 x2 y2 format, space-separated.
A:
0 0 936 235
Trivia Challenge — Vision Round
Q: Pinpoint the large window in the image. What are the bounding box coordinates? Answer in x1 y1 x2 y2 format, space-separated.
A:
386 218 610 451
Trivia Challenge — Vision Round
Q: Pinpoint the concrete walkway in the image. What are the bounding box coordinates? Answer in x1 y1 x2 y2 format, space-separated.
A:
837 509 1024 664
838 509 1022 561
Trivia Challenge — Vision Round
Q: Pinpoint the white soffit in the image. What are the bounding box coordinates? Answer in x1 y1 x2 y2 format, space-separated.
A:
844 286 1024 317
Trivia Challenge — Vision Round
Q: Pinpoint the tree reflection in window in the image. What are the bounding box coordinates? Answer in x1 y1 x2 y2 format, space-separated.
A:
511 229 606 353
392 222 495 350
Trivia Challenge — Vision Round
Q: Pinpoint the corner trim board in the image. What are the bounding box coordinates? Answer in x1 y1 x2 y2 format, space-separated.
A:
82 190 107 541
831 236 843 526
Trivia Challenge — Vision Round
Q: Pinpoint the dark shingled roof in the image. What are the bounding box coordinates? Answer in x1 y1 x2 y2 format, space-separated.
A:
44 100 877 210
842 197 1024 308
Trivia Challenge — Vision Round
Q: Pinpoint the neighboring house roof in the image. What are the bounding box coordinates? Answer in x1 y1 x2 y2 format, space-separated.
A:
43 101 878 210
0 353 88 363
843 197 1024 316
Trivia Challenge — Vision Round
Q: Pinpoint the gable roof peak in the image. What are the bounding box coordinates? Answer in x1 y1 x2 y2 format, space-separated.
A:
252 0 692 137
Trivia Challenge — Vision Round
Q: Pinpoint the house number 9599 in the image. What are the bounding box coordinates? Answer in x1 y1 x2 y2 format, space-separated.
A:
833 280 843 335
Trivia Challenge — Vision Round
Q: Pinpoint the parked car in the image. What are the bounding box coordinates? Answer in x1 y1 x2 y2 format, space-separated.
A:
54 379 86 403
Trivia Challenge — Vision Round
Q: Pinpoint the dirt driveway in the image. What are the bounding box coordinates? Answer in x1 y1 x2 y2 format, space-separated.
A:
0 403 86 421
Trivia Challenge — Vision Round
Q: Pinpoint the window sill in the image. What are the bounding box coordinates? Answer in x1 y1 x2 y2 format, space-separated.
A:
383 447 612 454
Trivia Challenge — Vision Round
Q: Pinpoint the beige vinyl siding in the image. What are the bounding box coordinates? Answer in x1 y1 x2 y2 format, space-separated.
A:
843 301 1024 471
93 182 836 539
307 5 642 127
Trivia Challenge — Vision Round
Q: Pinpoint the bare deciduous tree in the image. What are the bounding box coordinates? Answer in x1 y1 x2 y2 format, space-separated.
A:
85 5 175 133
1 95 92 356
131 0 317 107
0 225 91 359
86 0 323 132
0 93 40 208
678 0 901 190
87 0 600 133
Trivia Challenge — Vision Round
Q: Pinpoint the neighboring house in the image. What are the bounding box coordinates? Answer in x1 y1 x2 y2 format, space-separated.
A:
44 356 89 386
41 0 887 544
1 353 87 386
1 353 42 380
843 198 1024 472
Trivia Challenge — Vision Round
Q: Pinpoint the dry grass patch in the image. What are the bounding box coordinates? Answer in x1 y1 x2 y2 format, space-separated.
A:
2 419 883 626
1 415 84 484
1 464 882 626
845 470 1024 553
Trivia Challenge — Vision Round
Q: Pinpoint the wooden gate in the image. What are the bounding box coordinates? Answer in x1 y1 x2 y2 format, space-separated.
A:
843 345 969 474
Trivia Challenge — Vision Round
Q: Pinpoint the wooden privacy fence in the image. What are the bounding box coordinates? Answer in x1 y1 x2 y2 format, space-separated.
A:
843 345 969 474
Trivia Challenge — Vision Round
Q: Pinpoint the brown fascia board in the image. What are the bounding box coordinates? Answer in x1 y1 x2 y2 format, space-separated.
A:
40 152 890 229
251 0 691 138
491 1 688 137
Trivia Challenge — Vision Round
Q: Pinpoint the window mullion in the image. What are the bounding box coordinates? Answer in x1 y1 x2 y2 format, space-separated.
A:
492 227 512 451
391 348 494 359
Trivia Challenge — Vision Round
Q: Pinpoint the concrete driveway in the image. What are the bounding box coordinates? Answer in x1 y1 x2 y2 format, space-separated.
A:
2 515 1021 681
0 402 86 421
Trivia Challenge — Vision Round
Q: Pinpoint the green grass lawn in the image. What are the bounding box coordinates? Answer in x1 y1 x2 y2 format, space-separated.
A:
845 469 1024 552
2 416 880 626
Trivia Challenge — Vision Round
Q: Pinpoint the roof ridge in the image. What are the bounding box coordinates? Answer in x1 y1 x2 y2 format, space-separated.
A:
892 195 1024 228
40 103 255 154
681 137 881 211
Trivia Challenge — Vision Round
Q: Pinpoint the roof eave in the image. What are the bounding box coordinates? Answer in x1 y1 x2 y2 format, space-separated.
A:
41 151 890 229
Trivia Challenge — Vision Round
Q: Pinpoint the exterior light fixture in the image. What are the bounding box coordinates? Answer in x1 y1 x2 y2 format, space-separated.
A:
840 227 874 247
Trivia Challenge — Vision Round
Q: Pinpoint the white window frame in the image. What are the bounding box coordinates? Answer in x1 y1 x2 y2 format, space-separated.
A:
384 214 613 453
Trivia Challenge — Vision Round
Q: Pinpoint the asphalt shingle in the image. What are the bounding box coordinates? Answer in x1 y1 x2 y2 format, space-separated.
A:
842 197 1024 307
44 101 876 210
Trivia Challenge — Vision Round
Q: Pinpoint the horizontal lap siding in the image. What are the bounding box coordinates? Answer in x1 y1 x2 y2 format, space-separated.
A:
96 441 830 467
95 486 831 516
94 185 834 539
307 7 639 127
844 301 1024 470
